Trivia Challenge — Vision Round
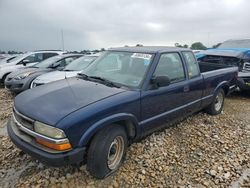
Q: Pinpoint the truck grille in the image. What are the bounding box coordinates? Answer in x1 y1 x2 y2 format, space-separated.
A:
243 62 250 71
13 108 34 130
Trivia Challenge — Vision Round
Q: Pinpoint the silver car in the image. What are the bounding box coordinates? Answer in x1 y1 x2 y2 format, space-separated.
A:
31 54 100 88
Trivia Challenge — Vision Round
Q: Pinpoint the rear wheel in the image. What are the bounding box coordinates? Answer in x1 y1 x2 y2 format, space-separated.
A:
205 88 225 115
87 125 127 179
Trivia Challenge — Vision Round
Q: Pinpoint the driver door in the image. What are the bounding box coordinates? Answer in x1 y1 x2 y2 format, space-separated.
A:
140 52 188 135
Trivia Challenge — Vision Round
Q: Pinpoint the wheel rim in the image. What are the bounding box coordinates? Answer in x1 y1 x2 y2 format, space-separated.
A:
107 136 124 170
214 92 223 111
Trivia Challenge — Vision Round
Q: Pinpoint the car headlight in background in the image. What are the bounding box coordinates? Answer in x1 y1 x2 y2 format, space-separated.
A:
14 71 34 80
34 121 66 139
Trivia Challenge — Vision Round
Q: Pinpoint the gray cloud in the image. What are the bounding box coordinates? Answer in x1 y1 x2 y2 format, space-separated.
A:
0 0 249 51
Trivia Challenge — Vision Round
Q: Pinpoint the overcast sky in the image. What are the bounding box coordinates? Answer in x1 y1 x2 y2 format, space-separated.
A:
0 0 249 51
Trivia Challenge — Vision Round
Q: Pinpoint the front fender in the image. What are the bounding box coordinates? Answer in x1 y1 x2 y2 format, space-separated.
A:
78 113 139 147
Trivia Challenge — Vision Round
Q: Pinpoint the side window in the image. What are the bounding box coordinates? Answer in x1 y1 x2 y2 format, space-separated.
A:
57 57 77 68
43 53 58 60
35 53 44 62
183 52 200 78
65 57 77 65
23 54 36 63
154 53 185 83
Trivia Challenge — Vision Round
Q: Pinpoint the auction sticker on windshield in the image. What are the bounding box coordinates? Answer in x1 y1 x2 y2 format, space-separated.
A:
131 53 152 60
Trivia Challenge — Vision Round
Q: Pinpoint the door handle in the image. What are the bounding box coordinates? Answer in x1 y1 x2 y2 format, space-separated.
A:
183 86 189 92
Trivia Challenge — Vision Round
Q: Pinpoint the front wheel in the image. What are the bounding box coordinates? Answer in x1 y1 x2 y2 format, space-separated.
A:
205 89 225 115
87 125 128 179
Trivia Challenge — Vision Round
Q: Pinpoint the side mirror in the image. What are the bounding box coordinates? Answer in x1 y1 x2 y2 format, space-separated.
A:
22 59 30 66
49 62 60 68
151 76 170 88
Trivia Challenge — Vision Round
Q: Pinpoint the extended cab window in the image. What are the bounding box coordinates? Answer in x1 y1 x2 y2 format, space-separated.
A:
183 52 200 78
154 53 185 83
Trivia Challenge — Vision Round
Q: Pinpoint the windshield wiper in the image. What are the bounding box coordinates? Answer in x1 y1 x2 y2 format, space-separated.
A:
77 73 90 79
88 76 121 88
77 74 121 88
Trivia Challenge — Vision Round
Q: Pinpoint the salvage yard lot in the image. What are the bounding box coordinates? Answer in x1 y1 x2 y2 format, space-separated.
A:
0 88 249 187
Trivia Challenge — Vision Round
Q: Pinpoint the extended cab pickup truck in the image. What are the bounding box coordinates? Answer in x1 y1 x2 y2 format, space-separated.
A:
8 47 238 179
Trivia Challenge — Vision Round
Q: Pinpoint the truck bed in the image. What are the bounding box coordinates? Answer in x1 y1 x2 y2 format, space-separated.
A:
199 61 236 73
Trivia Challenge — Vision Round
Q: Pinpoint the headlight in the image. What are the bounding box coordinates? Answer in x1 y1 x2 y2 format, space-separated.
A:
34 121 66 139
14 72 33 80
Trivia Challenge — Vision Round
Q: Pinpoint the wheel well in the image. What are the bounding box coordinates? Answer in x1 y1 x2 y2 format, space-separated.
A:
1 72 10 83
221 85 229 95
116 120 136 140
85 119 137 147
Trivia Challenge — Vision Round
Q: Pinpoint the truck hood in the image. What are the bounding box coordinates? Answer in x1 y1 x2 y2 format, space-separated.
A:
14 77 126 126
34 70 79 84
196 48 250 59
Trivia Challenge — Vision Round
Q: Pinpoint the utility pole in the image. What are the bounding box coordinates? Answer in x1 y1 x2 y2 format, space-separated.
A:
61 29 65 51
207 32 210 48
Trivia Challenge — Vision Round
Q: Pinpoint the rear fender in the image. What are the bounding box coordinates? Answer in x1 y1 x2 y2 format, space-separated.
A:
214 81 229 96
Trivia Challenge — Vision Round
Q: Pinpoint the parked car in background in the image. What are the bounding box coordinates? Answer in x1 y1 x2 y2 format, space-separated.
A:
8 46 238 179
0 54 7 60
31 54 99 88
4 54 83 93
196 39 250 91
0 50 63 85
0 55 18 64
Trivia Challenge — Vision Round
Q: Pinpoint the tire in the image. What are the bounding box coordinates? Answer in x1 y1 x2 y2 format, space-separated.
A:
0 73 9 87
87 125 128 179
205 88 225 115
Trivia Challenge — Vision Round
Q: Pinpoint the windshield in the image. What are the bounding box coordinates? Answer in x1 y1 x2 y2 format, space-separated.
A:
7 54 26 63
64 56 97 71
33 55 61 68
218 39 250 49
81 51 153 87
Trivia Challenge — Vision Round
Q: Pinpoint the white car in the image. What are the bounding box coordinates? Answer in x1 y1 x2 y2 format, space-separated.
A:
0 50 64 84
31 54 100 88
0 55 18 64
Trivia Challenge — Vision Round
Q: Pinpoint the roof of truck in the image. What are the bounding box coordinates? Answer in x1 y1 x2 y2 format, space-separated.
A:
109 46 191 53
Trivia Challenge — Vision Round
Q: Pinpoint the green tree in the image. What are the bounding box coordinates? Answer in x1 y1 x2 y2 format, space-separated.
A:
190 42 207 50
212 43 222 48
175 43 189 48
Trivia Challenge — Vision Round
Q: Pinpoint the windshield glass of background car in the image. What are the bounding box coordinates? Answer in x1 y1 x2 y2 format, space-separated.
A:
34 56 61 68
81 51 153 87
64 56 97 71
7 54 26 63
218 39 250 48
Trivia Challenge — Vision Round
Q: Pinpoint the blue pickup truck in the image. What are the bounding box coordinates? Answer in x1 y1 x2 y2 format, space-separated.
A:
196 39 250 91
8 47 238 178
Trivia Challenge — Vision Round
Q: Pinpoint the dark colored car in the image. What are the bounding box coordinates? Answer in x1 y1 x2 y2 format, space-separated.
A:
196 39 250 91
4 54 83 93
8 47 238 179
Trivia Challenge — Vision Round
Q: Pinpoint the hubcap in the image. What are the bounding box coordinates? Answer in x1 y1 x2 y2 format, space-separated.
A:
214 92 223 111
107 136 124 170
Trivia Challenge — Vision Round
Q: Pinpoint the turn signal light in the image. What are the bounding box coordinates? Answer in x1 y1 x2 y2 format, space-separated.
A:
36 138 72 151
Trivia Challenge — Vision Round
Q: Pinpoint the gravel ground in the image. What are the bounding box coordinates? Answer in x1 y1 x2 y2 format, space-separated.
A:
0 88 249 188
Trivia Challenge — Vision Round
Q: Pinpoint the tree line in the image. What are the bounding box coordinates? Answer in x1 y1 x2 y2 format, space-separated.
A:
0 42 223 54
